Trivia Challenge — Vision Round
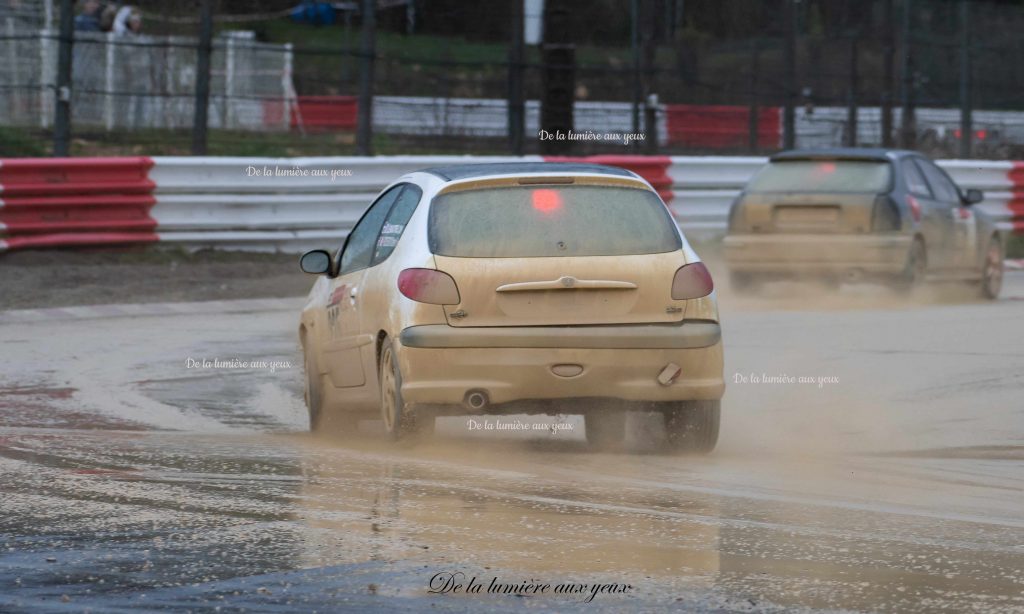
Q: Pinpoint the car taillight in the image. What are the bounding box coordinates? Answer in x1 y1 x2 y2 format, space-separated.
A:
906 195 922 223
672 262 714 300
397 268 461 305
872 195 901 231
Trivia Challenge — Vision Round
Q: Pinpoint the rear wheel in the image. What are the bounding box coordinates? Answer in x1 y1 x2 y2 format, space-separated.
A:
585 408 627 450
981 237 1003 300
663 401 720 454
730 271 759 294
379 337 417 441
895 238 927 292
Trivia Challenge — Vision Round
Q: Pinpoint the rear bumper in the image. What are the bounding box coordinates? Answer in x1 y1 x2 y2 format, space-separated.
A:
396 323 725 406
399 320 721 350
724 233 911 275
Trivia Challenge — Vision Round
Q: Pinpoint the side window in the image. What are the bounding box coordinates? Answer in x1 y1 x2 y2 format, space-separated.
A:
339 186 402 275
916 159 960 204
901 159 932 198
372 185 422 266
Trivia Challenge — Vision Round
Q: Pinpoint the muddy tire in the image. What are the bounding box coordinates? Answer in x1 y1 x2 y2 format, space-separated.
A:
303 341 325 433
585 408 627 450
730 271 759 294
663 400 720 454
895 238 927 292
980 237 1003 300
379 337 417 441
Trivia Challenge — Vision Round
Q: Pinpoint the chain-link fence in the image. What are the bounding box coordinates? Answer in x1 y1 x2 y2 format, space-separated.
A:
3 0 1024 158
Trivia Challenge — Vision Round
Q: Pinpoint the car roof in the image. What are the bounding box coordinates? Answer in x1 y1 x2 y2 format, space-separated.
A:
770 148 917 162
420 162 637 181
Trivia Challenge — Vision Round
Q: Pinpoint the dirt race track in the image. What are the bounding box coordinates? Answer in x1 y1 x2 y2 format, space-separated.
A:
1 267 1023 612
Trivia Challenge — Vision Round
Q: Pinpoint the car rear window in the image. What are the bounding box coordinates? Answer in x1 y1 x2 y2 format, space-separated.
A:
747 160 892 193
428 185 682 258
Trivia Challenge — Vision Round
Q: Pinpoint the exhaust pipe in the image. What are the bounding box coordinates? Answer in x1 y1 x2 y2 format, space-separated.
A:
464 390 489 410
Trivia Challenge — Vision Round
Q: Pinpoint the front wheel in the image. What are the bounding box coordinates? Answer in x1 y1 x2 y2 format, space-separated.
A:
304 341 325 433
980 238 1003 300
663 400 720 454
379 338 417 441
585 408 626 450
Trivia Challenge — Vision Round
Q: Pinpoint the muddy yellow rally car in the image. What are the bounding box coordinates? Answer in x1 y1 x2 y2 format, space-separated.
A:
724 149 1004 298
298 163 725 452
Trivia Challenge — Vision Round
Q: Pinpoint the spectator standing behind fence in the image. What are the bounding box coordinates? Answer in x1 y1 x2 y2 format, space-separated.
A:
74 0 102 31
111 6 145 128
111 5 141 35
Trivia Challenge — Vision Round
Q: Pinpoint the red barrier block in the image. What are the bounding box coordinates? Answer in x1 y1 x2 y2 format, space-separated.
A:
262 96 359 132
1008 162 1024 234
665 104 780 150
0 157 154 196
0 232 158 251
544 155 674 203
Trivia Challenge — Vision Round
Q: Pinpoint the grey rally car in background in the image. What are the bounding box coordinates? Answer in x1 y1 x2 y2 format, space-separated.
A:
723 148 1005 298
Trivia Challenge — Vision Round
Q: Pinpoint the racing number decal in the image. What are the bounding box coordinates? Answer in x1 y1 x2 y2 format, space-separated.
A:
327 284 348 337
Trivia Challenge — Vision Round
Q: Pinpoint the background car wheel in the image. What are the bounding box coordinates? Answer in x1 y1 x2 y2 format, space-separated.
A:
379 337 416 441
585 408 626 449
895 238 927 292
663 400 720 454
730 271 759 294
303 341 325 433
981 237 1003 300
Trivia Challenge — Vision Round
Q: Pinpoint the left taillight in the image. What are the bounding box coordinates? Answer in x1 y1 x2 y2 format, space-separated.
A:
672 262 714 300
397 268 461 305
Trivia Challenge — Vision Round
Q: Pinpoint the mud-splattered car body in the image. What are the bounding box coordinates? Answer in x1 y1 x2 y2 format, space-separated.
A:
723 148 1004 298
298 162 724 451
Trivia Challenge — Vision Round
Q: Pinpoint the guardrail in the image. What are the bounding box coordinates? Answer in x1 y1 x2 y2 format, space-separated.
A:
1 155 1020 253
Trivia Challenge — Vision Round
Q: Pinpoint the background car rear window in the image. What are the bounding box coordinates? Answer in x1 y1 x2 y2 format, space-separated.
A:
746 160 892 193
428 185 681 258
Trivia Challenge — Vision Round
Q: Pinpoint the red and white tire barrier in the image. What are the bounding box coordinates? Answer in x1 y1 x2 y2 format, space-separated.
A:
1 155 1021 253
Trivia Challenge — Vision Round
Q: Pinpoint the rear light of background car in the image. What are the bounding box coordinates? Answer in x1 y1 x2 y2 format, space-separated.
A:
397 268 461 305
672 262 714 300
872 195 901 231
906 194 922 223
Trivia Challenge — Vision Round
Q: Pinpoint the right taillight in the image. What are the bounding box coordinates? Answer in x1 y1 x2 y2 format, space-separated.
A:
397 268 461 305
906 194 922 223
672 262 714 299
872 195 901 231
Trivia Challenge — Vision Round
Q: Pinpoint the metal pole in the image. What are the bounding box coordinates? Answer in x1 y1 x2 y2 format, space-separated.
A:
958 0 972 158
748 39 760 152
783 0 797 150
356 0 376 156
630 0 641 144
845 37 858 147
508 0 525 155
899 0 915 150
881 0 895 147
52 0 73 157
191 0 213 155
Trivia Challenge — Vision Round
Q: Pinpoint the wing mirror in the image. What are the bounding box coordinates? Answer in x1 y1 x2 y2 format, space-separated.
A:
299 249 335 276
962 188 984 206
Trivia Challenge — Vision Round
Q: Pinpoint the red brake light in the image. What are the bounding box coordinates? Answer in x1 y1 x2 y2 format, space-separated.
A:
397 268 461 305
976 129 987 140
672 262 714 300
531 189 562 213
819 162 836 174
954 129 962 139
906 195 922 222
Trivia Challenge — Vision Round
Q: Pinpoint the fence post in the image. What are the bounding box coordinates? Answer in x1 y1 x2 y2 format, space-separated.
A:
845 37 858 147
356 0 376 156
783 0 797 150
104 31 115 131
507 0 525 156
52 0 73 157
191 0 213 155
748 39 760 153
224 34 236 130
958 0 972 158
899 0 916 150
881 0 895 147
283 42 294 131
